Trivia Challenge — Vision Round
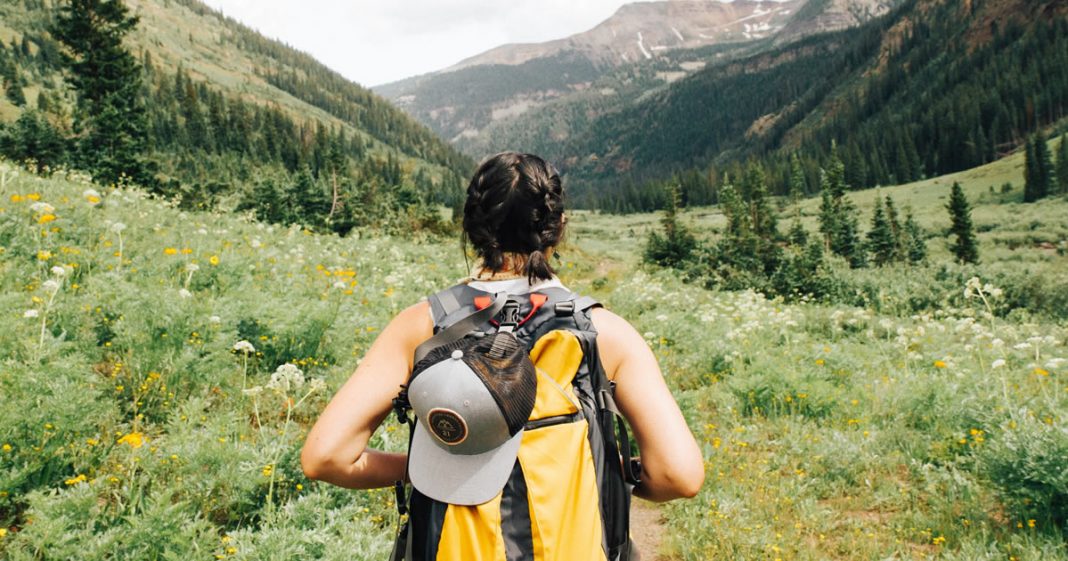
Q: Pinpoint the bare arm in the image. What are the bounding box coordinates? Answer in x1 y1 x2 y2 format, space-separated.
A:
300 301 432 489
590 307 705 502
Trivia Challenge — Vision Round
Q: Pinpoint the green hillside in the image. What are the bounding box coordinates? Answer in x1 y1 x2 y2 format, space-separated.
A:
0 0 473 234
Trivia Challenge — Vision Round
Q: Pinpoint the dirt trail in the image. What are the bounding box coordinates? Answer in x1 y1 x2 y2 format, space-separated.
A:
630 498 669 561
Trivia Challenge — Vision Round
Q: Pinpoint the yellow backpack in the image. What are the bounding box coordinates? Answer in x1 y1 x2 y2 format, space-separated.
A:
390 284 641 561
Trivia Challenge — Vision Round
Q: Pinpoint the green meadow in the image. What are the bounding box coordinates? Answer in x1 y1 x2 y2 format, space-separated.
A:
0 144 1065 559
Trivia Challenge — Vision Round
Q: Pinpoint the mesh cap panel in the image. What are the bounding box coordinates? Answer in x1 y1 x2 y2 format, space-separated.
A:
462 332 537 435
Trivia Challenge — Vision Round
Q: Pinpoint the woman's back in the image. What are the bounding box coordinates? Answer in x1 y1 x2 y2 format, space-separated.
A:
300 152 704 561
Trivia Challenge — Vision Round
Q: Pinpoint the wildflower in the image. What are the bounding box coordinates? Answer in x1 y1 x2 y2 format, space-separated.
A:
1 443 10 452
267 363 304 392
163 247 178 255
50 265 67 277
991 358 1006 369
932 535 946 546
83 189 102 205
36 250 52 260
109 222 126 234
186 263 200 272
178 288 192 298
933 360 947 368
242 385 264 397
64 473 87 486
209 315 221 324
37 213 56 224
30 202 54 214
209 255 220 265
262 464 273 476
233 340 256 354
117 432 146 448
23 309 39 318
1034 368 1049 377
41 279 61 293
309 377 327 393
0 527 6 538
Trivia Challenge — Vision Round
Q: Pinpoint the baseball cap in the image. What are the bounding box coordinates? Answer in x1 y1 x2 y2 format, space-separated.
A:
406 331 537 505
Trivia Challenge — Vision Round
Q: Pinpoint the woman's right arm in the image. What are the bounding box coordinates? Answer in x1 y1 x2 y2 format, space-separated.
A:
300 301 432 489
590 307 705 502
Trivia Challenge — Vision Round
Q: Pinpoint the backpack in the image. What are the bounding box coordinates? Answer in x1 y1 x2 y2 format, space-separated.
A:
390 283 642 561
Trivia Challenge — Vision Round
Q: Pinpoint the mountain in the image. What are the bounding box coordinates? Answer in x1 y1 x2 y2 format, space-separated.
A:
0 0 473 234
548 0 1068 210
375 0 901 154
375 0 805 144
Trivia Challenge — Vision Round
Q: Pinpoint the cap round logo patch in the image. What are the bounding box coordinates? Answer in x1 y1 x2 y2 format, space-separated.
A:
427 408 468 445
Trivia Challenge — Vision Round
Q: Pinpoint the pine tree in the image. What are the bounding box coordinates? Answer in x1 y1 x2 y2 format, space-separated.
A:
643 183 697 268
866 197 896 266
743 163 778 241
903 209 927 264
1057 132 1068 195
817 142 865 267
52 0 151 186
789 153 806 203
946 182 979 264
1024 135 1039 202
883 195 904 261
1035 133 1056 199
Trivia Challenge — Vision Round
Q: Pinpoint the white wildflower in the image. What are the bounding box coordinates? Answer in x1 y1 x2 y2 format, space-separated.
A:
242 386 264 397
50 265 67 277
110 222 127 234
23 309 39 318
991 358 1006 369
209 315 221 324
309 378 327 393
1013 342 1032 350
186 263 200 272
964 276 982 299
268 363 305 392
332 280 347 290
30 202 55 214
178 288 192 299
233 340 256 354
41 279 60 293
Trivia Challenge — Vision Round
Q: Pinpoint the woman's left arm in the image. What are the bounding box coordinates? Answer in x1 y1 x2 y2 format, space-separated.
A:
300 301 432 489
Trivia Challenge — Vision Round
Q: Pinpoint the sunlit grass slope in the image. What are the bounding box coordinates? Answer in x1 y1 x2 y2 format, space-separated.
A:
0 151 1065 560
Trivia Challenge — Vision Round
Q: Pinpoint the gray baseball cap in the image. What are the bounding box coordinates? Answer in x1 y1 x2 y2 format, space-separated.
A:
407 332 537 505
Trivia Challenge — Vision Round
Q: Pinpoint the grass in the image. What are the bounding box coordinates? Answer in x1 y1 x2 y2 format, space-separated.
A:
0 149 1064 559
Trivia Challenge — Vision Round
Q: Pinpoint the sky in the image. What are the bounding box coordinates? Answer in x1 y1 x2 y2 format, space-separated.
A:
198 0 653 87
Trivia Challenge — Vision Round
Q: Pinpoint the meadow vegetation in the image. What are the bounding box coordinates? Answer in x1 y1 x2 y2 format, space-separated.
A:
0 146 1064 560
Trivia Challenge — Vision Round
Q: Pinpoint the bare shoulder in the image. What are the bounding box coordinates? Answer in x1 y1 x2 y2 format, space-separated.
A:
589 307 649 380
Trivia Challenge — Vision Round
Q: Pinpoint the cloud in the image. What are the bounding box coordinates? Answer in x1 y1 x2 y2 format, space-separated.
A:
199 0 648 86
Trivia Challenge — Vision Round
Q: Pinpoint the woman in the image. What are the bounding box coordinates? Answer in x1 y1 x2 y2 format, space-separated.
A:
301 152 704 557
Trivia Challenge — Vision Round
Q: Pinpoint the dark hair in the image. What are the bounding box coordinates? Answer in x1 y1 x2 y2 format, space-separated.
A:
462 152 565 283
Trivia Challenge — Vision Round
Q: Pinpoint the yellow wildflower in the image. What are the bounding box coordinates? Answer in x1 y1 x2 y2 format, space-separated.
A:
10 194 22 203
64 473 87 485
163 247 178 255
1034 368 1049 377
209 254 219 266
933 360 947 368
26 193 40 201
117 432 145 448
1 443 11 452
815 358 825 366
181 247 192 254
37 213 56 224
36 250 52 260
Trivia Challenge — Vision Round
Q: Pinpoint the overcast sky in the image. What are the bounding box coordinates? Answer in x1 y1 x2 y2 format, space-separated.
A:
198 0 654 87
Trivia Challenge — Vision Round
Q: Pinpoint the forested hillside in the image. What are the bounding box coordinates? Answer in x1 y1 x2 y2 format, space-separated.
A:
0 0 472 234
554 0 1068 210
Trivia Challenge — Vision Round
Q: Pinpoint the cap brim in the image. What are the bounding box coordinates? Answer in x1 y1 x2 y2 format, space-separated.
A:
408 423 524 506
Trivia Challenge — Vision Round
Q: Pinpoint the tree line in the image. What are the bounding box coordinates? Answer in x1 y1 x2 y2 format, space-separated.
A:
644 141 996 302
0 0 469 236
